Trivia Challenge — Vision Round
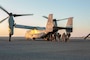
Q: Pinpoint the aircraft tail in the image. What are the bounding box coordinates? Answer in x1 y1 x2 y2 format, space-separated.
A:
66 17 73 32
46 14 54 33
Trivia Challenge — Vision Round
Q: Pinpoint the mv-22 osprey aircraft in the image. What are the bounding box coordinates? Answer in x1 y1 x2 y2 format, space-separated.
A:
15 14 73 41
0 6 73 42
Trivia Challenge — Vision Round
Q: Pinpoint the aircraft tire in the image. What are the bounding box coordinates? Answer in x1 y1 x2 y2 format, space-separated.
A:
33 38 35 40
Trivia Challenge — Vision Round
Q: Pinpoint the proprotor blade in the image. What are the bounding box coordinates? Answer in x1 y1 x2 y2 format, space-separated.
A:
13 14 33 17
0 6 10 15
42 16 48 19
57 17 73 21
0 16 9 23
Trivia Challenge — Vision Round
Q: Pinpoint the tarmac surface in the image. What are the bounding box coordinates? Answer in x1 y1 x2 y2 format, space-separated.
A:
0 37 90 60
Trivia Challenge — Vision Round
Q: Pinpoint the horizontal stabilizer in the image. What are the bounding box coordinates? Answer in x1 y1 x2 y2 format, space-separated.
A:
55 26 73 33
54 27 72 30
15 24 45 30
53 27 72 33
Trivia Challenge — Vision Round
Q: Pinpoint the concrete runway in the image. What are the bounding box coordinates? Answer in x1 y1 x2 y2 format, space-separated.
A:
0 37 90 60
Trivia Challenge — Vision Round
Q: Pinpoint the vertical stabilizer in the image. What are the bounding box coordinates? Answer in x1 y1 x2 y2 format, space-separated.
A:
46 14 54 33
66 17 73 28
66 17 73 32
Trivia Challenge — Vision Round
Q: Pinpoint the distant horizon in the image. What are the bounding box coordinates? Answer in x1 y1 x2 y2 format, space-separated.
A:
0 34 89 37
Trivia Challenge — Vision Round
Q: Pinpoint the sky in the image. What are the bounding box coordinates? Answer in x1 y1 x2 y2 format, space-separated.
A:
0 0 90 37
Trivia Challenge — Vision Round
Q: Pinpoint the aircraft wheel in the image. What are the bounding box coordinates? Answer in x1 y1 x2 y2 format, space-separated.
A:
32 38 35 40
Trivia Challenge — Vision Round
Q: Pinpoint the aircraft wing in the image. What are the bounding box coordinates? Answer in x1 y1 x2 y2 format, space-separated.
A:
15 24 45 30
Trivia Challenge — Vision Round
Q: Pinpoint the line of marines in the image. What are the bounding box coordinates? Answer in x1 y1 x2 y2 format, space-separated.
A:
46 32 71 42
